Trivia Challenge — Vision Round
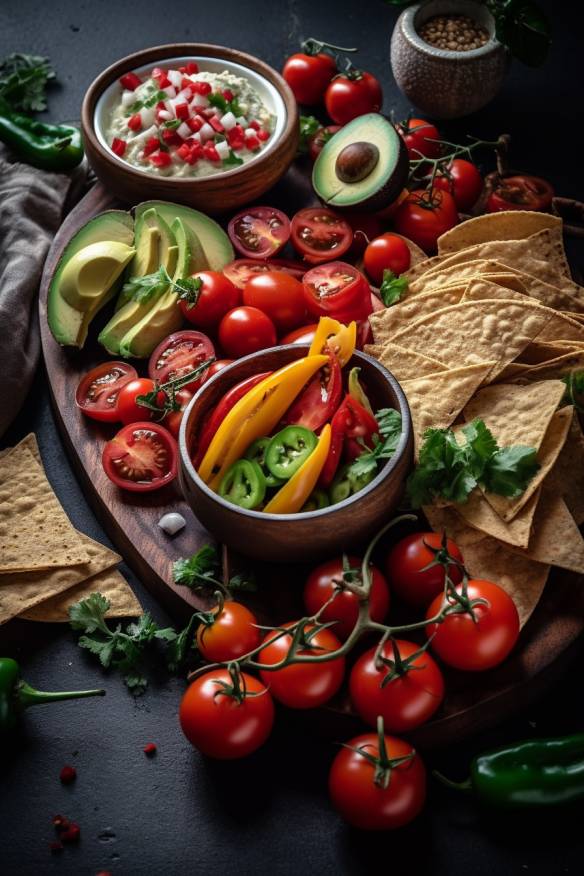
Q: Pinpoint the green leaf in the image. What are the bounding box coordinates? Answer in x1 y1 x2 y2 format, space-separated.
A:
0 52 56 111
561 371 584 414
482 446 540 497
173 544 221 589
121 265 170 304
222 149 244 168
298 115 321 153
77 634 115 668
68 593 111 634
379 270 408 307
345 409 403 482
208 91 228 112
228 96 242 118
163 118 182 130
376 408 403 442
166 615 199 672
228 571 258 593
144 89 168 108
461 418 499 479
174 276 203 307
487 0 551 66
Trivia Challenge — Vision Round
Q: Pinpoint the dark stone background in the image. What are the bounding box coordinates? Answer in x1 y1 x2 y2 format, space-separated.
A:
1 1 583 873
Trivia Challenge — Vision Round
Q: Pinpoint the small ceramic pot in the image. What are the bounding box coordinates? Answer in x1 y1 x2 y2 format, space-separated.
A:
390 0 510 119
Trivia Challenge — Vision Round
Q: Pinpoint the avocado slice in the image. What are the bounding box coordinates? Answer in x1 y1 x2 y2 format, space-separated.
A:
135 200 234 270
116 207 178 311
312 113 409 211
47 210 135 348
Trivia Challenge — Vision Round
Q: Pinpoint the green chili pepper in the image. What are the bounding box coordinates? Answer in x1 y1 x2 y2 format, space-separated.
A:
265 426 318 481
348 367 373 415
0 656 105 733
245 437 285 488
436 733 584 809
301 489 330 512
330 462 375 504
0 101 84 171
219 459 266 510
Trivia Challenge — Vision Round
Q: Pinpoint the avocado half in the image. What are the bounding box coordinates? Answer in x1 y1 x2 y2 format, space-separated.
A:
312 114 409 212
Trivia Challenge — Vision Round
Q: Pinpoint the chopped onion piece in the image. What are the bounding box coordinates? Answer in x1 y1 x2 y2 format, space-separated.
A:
177 121 192 140
158 512 186 535
215 140 230 160
161 85 177 98
121 91 136 108
221 111 237 131
199 122 215 141
167 70 183 89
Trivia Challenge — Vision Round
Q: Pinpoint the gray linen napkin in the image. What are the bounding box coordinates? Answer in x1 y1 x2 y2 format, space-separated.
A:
0 150 88 438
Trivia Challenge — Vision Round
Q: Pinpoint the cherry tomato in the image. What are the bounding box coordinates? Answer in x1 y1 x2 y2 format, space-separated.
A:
218 306 277 358
196 600 261 662
163 388 193 439
115 377 156 425
303 556 390 641
227 206 291 259
280 323 319 346
426 578 520 671
345 212 383 257
179 669 274 759
178 270 240 331
349 639 444 733
393 188 459 253
325 71 382 125
242 271 306 332
258 622 345 709
486 174 554 213
329 731 426 830
363 233 412 285
75 361 137 422
223 258 305 289
102 422 177 492
386 532 463 608
308 124 341 161
303 261 372 323
148 330 215 393
290 207 353 265
201 359 234 382
282 51 337 104
397 117 441 161
433 158 484 212
282 351 342 431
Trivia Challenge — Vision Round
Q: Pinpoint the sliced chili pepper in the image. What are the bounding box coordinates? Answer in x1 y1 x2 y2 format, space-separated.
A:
319 401 352 488
341 395 380 461
330 463 376 504
347 367 373 414
265 426 318 481
264 424 332 514
245 437 285 487
281 351 342 432
219 459 266 510
301 489 330 512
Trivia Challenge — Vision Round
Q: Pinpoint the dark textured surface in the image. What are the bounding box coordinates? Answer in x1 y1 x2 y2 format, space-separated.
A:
1 1 584 874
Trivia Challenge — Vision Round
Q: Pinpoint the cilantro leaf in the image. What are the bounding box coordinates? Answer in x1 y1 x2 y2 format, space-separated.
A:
379 270 408 307
173 544 221 589
165 615 198 672
0 53 56 112
144 89 168 108
208 91 228 112
298 115 321 153
223 149 244 168
483 446 540 497
121 265 170 303
461 418 498 479
69 592 111 635
345 409 403 482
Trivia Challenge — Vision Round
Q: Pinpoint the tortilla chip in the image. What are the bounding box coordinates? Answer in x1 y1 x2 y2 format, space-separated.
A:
390 298 553 382
534 310 584 343
461 537 550 627
513 350 584 382
546 414 584 525
20 566 141 622
454 487 540 549
508 492 584 574
423 504 487 547
0 445 90 573
437 211 562 253
369 285 466 342
364 342 447 381
460 278 530 306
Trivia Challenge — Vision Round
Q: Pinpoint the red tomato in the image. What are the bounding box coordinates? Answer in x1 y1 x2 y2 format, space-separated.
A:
433 159 483 212
280 323 318 346
349 639 444 733
218 307 277 358
223 258 305 290
303 556 390 641
397 117 441 161
102 422 177 492
242 271 306 332
201 359 234 382
227 206 291 259
486 175 554 213
386 532 463 608
258 622 345 709
329 732 426 830
148 331 215 393
196 601 261 662
75 361 137 422
179 669 274 759
363 233 412 285
115 377 156 425
393 188 459 253
345 212 383 257
308 124 341 161
282 51 337 104
303 261 372 322
282 351 342 431
163 388 193 439
178 270 240 331
290 207 353 265
426 578 520 671
325 71 382 124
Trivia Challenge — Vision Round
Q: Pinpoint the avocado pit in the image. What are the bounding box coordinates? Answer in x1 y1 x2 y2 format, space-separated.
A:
335 141 380 183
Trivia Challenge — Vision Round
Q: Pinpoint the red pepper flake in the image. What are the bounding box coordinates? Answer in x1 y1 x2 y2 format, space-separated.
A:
143 742 157 757
49 841 64 854
60 765 77 785
60 823 81 844
53 815 71 832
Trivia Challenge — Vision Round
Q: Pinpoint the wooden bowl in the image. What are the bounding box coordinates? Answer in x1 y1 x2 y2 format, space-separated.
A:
178 345 414 563
81 43 299 212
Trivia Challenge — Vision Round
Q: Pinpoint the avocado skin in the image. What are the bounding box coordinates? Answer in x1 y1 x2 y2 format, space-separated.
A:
47 210 134 348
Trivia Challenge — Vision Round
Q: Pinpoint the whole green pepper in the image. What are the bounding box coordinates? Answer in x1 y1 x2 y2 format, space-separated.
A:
0 657 105 732
0 100 84 171
437 733 584 809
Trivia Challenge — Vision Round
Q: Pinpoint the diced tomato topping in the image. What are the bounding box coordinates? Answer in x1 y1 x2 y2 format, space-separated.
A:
175 102 190 120
181 77 194 92
189 142 205 161
111 137 127 157
245 135 260 151
198 108 213 119
128 113 142 132
152 67 171 88
177 143 192 162
257 129 270 141
227 125 245 145
209 116 224 132
119 72 142 91
249 119 261 131
222 89 235 102
152 67 166 78
203 143 220 162
180 61 199 75
186 116 203 132
193 81 212 96
161 128 182 146
150 150 172 167
143 137 160 156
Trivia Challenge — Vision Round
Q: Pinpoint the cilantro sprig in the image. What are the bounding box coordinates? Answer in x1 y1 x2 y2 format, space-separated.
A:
406 418 540 508
207 91 241 117
379 270 408 307
346 408 403 481
0 52 56 112
121 265 203 305
173 544 257 594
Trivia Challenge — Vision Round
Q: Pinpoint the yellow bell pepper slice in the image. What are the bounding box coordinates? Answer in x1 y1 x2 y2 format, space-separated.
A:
309 317 356 367
264 424 331 515
348 366 374 414
199 355 328 490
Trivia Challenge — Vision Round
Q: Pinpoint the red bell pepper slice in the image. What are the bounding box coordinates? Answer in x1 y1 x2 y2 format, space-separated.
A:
281 352 342 433
319 401 352 488
319 394 380 487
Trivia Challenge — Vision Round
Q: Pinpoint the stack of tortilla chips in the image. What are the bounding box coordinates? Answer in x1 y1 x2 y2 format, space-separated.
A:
366 212 584 627
0 433 141 624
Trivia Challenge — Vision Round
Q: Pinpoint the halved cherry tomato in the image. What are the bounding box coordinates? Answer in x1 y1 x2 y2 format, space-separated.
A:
291 207 353 265
397 117 441 161
386 532 463 608
178 270 240 330
303 262 372 322
222 258 305 290
363 233 411 285
115 377 156 425
393 188 459 253
163 388 193 439
227 206 291 259
325 71 382 125
282 51 337 105
201 359 234 382
102 422 177 492
242 271 306 332
196 600 261 662
218 306 277 358
282 351 342 431
148 330 215 393
433 158 484 212
75 361 137 422
308 124 341 161
486 174 554 213
280 323 319 346
303 556 389 640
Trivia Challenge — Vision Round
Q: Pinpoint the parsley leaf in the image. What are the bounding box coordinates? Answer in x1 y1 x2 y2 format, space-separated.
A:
379 270 408 307
228 96 242 118
345 408 403 481
0 52 56 112
298 115 321 154
144 89 167 107
222 149 244 168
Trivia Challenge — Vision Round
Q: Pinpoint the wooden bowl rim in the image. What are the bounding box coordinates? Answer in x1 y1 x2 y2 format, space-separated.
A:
179 344 413 522
81 42 298 187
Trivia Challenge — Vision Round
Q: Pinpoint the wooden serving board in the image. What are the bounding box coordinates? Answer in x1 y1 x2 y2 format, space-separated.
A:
39 179 584 748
